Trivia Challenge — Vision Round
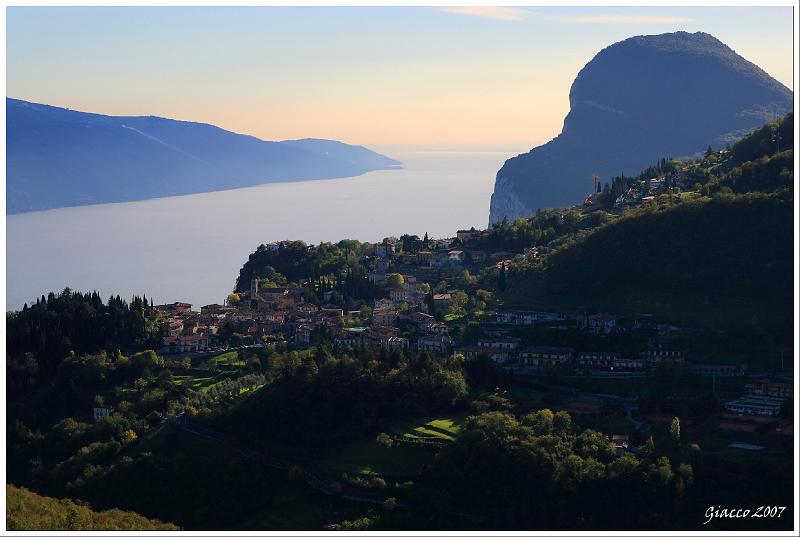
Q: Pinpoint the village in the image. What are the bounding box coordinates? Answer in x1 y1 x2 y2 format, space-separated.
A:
154 217 792 445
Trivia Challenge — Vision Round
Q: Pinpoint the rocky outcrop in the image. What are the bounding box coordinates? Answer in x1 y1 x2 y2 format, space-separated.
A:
488 31 793 225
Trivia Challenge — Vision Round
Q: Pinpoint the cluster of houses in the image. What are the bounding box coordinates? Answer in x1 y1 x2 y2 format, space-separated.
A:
457 336 684 374
612 169 690 210
154 235 684 381
724 378 793 418
368 233 507 286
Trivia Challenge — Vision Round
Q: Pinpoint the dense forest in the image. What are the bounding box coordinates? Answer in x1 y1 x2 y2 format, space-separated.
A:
6 290 162 388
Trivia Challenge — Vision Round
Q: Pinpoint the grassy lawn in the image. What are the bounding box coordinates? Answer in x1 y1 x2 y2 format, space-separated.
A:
390 412 468 441
205 351 245 368
172 370 235 392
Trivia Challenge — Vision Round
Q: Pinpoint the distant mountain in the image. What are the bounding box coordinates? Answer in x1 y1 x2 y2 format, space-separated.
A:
6 98 401 213
489 31 793 224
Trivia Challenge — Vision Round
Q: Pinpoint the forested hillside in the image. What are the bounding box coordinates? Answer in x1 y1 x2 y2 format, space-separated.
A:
6 485 178 530
504 113 793 335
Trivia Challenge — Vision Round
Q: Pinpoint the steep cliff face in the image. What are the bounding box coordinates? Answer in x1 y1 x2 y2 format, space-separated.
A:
488 31 793 224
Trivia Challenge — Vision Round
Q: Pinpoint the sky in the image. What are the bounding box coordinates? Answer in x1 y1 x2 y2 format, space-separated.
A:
5 6 795 147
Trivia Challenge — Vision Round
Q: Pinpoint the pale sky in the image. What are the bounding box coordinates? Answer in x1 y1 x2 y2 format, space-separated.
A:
5 6 794 147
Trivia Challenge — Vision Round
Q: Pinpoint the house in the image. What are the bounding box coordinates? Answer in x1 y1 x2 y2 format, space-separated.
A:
747 379 793 399
162 319 184 336
447 250 466 264
458 345 509 364
724 396 784 417
416 251 435 266
93 406 113 422
425 322 449 335
411 311 435 326
478 337 521 351
522 247 540 260
418 334 453 354
519 346 573 368
155 302 193 315
376 240 396 258
295 324 314 346
432 294 451 311
613 357 646 371
466 250 487 263
389 287 409 303
385 336 409 350
495 310 562 326
456 228 482 243
374 298 394 311
334 328 364 347
200 304 228 315
610 435 630 453
372 309 398 327
642 348 684 363
694 364 745 377
578 351 620 369
161 334 209 354
585 313 617 334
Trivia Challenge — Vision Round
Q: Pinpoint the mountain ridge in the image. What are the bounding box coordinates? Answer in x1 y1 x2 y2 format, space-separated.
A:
6 98 401 214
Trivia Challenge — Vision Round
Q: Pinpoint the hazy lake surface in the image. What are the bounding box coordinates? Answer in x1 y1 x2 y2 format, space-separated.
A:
6 147 524 310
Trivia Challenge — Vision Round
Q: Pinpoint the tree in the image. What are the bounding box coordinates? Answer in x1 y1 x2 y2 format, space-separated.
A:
386 273 405 289
498 264 507 292
669 416 681 445
227 293 241 305
375 432 393 448
447 291 469 316
120 429 138 445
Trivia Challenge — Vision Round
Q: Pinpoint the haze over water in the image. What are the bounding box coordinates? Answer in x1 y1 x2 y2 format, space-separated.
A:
6 148 524 310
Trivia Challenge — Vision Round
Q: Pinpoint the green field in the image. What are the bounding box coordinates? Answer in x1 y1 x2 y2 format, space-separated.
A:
172 370 235 392
205 351 245 368
390 412 468 441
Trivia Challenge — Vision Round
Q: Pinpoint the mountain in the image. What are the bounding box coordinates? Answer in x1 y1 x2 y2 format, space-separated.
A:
489 31 793 224
6 98 401 213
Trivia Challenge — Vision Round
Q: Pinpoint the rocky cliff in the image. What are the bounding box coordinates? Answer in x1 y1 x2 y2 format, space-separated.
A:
489 31 792 224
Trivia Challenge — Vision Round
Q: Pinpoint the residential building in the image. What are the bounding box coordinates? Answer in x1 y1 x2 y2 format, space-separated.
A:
418 334 453 354
747 379 793 399
160 334 209 354
724 396 784 417
373 309 398 327
456 228 481 243
585 313 617 334
93 406 113 422
519 346 573 368
478 337 521 351
694 364 745 377
578 351 620 369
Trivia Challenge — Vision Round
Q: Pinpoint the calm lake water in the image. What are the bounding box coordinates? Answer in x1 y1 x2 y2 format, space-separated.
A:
6 147 524 310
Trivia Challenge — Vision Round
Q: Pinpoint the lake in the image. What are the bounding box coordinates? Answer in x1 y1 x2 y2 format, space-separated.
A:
6 147 525 310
